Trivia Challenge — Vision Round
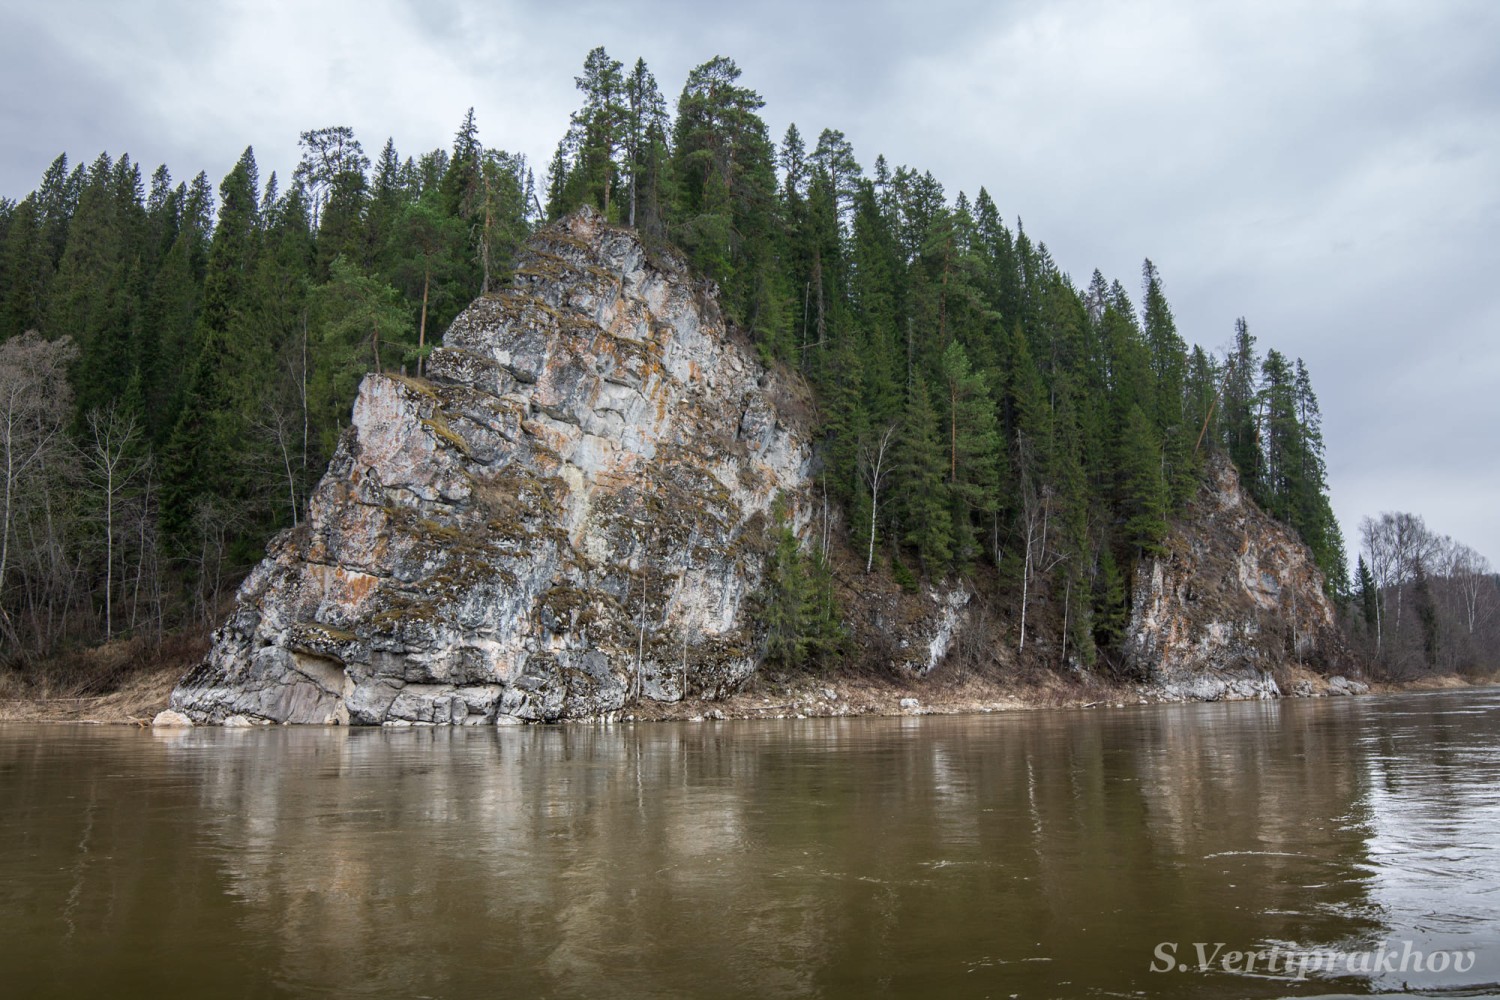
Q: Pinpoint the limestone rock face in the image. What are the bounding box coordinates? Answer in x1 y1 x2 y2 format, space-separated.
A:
171 209 815 724
1124 456 1352 699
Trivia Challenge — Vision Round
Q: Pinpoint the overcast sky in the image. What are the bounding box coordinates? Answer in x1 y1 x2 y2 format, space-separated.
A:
3 0 1496 570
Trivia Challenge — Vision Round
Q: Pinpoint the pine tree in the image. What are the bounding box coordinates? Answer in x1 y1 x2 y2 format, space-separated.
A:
565 47 627 218
671 56 779 332
472 150 531 293
809 128 861 222
294 126 369 233
0 49 1370 676
308 256 413 453
388 196 466 374
623 58 669 232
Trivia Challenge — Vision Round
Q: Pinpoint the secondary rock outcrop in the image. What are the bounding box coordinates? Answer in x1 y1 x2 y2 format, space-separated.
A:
1124 456 1353 699
172 209 815 724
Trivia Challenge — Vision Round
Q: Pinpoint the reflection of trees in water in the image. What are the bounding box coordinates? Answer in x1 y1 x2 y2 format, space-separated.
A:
6 700 1447 998
162 712 1386 997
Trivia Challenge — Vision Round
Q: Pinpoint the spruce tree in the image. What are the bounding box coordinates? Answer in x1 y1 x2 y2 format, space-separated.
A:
894 375 953 573
1118 404 1168 556
160 147 262 534
1356 555 1379 631
1223 317 1260 481
939 340 1001 563
623 58 669 232
0 196 50 338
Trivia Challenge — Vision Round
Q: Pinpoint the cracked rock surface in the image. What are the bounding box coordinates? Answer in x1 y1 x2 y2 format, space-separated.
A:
172 209 817 724
1126 456 1353 700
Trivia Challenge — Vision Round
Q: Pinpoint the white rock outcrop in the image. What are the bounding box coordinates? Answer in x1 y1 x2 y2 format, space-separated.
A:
171 209 817 724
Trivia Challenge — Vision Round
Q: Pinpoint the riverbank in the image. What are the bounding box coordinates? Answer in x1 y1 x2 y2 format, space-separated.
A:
619 663 1420 722
0 632 209 725
2 649 1493 726
0 665 184 725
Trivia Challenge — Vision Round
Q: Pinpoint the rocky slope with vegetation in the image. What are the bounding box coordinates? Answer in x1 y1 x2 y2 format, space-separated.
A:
1125 456 1354 700
14 46 1489 718
167 210 961 724
163 211 1351 725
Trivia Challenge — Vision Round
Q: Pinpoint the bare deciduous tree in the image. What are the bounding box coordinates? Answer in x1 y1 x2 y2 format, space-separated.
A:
84 403 147 641
0 333 78 649
1359 511 1498 677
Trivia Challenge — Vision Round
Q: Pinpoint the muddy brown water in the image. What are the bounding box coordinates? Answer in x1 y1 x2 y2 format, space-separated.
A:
2 689 1499 998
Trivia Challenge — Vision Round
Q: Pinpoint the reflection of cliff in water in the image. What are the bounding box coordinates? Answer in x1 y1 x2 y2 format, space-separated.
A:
157 706 1383 997
15 696 1476 998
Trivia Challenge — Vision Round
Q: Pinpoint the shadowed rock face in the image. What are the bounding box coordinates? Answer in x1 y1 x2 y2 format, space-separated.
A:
1125 456 1353 700
172 209 816 724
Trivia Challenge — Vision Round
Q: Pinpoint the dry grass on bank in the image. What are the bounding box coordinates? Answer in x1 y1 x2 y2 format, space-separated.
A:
0 631 207 725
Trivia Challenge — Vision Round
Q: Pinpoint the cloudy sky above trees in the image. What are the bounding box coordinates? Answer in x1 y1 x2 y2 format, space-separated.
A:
3 0 1496 567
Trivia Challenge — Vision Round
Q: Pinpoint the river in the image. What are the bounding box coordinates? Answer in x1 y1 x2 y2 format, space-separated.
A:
2 689 1498 998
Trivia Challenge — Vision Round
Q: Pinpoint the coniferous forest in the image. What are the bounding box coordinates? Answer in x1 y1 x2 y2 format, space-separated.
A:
3 46 1489 688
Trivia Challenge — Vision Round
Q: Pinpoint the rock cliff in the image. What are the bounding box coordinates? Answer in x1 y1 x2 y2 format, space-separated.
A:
1124 455 1353 699
172 208 822 724
167 210 1357 726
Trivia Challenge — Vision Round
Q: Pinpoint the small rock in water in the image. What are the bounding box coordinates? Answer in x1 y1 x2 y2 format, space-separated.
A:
151 709 193 728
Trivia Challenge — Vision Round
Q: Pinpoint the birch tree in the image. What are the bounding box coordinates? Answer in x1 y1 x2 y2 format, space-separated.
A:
84 402 146 641
858 423 897 573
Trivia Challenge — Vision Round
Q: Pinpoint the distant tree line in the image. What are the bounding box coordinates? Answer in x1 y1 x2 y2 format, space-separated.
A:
1352 513 1499 679
0 46 1352 679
